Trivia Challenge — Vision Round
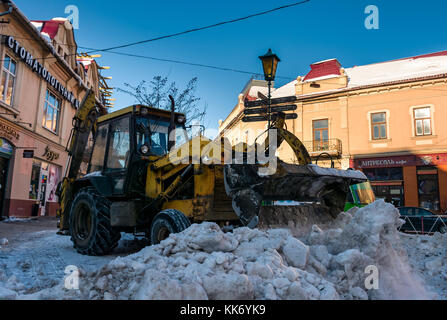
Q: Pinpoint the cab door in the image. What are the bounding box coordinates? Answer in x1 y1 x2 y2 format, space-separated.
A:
103 116 131 195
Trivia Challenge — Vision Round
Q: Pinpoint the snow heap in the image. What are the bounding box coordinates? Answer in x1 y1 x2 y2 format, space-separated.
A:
2 200 444 300
400 232 447 299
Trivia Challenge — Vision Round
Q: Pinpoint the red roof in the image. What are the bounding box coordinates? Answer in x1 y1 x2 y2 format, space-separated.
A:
244 94 257 102
303 59 341 82
31 20 65 39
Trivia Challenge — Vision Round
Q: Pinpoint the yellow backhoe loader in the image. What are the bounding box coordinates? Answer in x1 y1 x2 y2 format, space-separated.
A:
57 91 371 256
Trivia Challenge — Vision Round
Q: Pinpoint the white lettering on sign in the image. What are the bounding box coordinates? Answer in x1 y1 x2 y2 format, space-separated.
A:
5 36 81 109
360 159 408 168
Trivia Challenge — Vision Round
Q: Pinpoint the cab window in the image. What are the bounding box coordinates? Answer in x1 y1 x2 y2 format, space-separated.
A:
136 117 169 156
89 124 109 173
106 117 130 170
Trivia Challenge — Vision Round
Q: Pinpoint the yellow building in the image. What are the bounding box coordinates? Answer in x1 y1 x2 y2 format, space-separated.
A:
219 53 447 212
0 1 109 218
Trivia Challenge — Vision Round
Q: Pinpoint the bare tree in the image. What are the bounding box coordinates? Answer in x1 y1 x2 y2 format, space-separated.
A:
118 76 207 127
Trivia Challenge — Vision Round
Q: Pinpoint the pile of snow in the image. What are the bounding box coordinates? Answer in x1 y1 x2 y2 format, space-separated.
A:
400 232 447 299
1 200 441 300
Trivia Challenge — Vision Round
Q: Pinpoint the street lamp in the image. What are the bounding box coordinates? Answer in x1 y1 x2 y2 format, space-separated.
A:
259 49 280 129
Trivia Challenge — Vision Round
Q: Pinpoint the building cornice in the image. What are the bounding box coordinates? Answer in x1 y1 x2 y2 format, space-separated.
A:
220 73 447 133
0 115 67 152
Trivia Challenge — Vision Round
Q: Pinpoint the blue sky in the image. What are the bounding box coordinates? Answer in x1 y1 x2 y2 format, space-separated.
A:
14 0 447 129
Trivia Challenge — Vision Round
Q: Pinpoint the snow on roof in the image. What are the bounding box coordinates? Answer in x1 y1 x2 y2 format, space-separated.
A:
271 80 298 98
30 19 66 39
266 50 447 99
302 74 340 83
247 85 269 99
345 53 447 88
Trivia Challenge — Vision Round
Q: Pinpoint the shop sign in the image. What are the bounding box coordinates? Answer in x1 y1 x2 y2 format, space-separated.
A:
23 150 34 158
5 36 81 109
43 146 59 161
359 159 408 168
0 122 19 141
354 154 447 168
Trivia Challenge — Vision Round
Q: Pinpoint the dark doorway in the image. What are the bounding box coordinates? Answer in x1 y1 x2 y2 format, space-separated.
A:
0 156 9 217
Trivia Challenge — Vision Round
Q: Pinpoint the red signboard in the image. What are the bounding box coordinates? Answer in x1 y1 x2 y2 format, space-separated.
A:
352 153 447 169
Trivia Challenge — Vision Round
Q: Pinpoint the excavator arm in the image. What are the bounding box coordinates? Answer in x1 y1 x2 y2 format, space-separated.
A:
57 90 99 232
261 111 311 165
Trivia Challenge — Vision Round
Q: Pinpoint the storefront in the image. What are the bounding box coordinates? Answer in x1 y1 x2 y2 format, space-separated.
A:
0 1 107 218
0 117 66 218
352 154 447 212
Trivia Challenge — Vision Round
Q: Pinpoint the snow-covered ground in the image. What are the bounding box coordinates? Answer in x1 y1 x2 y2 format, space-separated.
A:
0 200 445 300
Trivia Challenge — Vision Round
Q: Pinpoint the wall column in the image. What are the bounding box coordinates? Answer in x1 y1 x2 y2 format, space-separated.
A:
437 164 447 212
403 166 418 207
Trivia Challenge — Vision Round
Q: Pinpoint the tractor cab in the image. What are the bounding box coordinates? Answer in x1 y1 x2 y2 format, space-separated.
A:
84 105 186 197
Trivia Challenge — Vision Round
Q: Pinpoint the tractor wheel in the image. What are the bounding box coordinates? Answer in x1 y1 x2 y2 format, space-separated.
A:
69 187 121 256
149 209 191 245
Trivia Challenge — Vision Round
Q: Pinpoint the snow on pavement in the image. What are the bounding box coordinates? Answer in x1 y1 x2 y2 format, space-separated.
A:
0 230 145 298
1 200 446 300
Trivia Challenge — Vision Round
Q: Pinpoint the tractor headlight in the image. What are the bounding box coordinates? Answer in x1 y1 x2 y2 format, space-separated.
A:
140 107 150 116
140 144 150 155
177 115 186 124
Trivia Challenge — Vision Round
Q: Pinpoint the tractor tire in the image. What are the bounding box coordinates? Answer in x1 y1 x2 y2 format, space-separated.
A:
150 209 191 245
69 187 121 256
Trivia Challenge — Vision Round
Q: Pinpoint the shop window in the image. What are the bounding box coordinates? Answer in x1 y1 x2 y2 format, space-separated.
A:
417 166 440 211
29 160 61 214
371 112 387 140
47 165 61 202
372 184 404 207
362 167 403 181
29 160 41 200
313 119 329 151
89 124 109 173
414 107 431 136
42 90 62 133
0 54 17 106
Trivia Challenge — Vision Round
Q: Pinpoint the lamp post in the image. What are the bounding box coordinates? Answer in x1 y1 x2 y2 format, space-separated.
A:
259 49 280 129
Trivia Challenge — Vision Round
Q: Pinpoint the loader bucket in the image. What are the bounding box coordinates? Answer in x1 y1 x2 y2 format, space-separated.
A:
224 161 368 230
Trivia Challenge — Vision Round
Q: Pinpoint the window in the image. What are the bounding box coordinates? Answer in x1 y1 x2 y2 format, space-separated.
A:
313 119 329 151
363 167 403 181
29 160 41 200
414 107 431 136
0 55 17 106
371 112 387 140
106 117 130 170
89 124 109 173
136 117 169 156
417 166 439 211
42 90 61 133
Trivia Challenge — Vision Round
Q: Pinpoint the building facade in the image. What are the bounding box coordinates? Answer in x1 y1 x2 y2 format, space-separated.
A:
219 52 447 212
0 1 108 218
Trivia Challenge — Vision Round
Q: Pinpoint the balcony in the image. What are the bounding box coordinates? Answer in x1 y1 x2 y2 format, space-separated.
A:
302 138 342 158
